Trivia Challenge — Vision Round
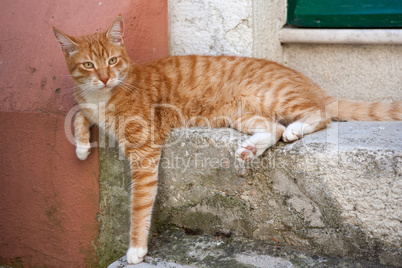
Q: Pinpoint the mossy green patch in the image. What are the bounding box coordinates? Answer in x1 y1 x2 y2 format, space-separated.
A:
177 211 222 234
153 193 254 238
95 133 131 268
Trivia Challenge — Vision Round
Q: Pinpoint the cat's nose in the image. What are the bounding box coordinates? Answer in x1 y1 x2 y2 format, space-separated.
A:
100 77 109 85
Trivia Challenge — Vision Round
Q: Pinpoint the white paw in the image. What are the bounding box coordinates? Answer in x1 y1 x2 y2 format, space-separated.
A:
127 247 147 264
235 132 274 161
282 122 312 142
76 144 91 160
235 146 257 161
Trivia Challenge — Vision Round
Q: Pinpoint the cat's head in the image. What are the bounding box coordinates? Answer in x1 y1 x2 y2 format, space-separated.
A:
53 16 131 92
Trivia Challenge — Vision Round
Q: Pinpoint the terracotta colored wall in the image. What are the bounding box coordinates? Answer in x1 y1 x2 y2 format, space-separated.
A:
0 1 168 267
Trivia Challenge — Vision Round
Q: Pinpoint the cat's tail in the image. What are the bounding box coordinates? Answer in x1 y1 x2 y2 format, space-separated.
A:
326 97 402 121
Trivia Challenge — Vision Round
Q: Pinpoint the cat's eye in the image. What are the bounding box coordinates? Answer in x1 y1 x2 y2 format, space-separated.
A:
83 62 94 69
108 57 118 65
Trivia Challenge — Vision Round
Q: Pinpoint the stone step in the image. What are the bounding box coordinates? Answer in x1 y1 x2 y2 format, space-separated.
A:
108 229 391 268
100 122 402 267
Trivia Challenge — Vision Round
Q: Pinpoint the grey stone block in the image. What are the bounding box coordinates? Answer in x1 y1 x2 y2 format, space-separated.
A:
99 122 402 266
155 122 401 266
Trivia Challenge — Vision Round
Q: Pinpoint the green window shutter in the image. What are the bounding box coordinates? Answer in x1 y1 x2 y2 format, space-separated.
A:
287 0 402 28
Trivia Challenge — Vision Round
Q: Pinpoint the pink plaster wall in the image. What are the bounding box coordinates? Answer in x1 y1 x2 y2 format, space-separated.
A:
0 0 168 267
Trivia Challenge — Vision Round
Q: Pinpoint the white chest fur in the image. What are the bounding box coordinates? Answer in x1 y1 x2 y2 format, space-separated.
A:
80 90 112 130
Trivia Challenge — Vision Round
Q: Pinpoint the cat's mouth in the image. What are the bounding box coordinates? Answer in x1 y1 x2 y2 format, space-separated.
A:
96 86 113 93
100 84 114 91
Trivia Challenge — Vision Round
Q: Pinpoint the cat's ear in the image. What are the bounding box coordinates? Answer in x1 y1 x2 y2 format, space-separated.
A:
53 27 79 56
107 15 124 45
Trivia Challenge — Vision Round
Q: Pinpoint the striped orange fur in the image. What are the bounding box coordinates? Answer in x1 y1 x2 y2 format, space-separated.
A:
53 16 401 264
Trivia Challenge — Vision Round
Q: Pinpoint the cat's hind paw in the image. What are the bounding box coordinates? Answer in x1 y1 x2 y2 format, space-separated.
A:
127 247 147 264
76 144 91 160
235 132 274 161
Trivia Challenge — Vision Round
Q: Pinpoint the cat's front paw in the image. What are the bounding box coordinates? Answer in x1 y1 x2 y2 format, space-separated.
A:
235 146 257 161
76 144 91 160
127 247 147 264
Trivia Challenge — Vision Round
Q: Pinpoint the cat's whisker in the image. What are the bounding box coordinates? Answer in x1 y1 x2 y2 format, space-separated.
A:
60 89 80 96
60 96 80 109
130 79 144 86
119 86 137 95
118 80 136 87
58 83 93 95
119 83 140 92
118 81 141 95
59 88 80 95
75 88 93 100
122 86 140 95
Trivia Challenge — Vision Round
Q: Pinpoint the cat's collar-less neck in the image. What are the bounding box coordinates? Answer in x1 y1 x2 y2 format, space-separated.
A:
74 86 114 105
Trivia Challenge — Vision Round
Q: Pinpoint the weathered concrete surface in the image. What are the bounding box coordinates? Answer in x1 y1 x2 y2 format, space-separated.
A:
168 0 253 57
168 0 286 62
282 44 402 102
108 228 391 268
99 122 401 267
97 135 131 268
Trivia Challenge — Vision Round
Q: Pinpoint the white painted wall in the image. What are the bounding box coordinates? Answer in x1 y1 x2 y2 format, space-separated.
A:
169 0 254 56
168 0 286 61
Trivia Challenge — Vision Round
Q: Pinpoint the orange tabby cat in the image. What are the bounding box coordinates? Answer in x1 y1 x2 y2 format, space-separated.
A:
53 16 401 264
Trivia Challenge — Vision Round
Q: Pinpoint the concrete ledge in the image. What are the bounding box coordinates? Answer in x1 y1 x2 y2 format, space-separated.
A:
99 122 402 266
108 229 386 267
279 28 402 44
154 122 402 266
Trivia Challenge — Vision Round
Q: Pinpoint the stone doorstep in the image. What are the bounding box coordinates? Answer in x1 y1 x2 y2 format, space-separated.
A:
108 229 392 268
100 122 402 267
